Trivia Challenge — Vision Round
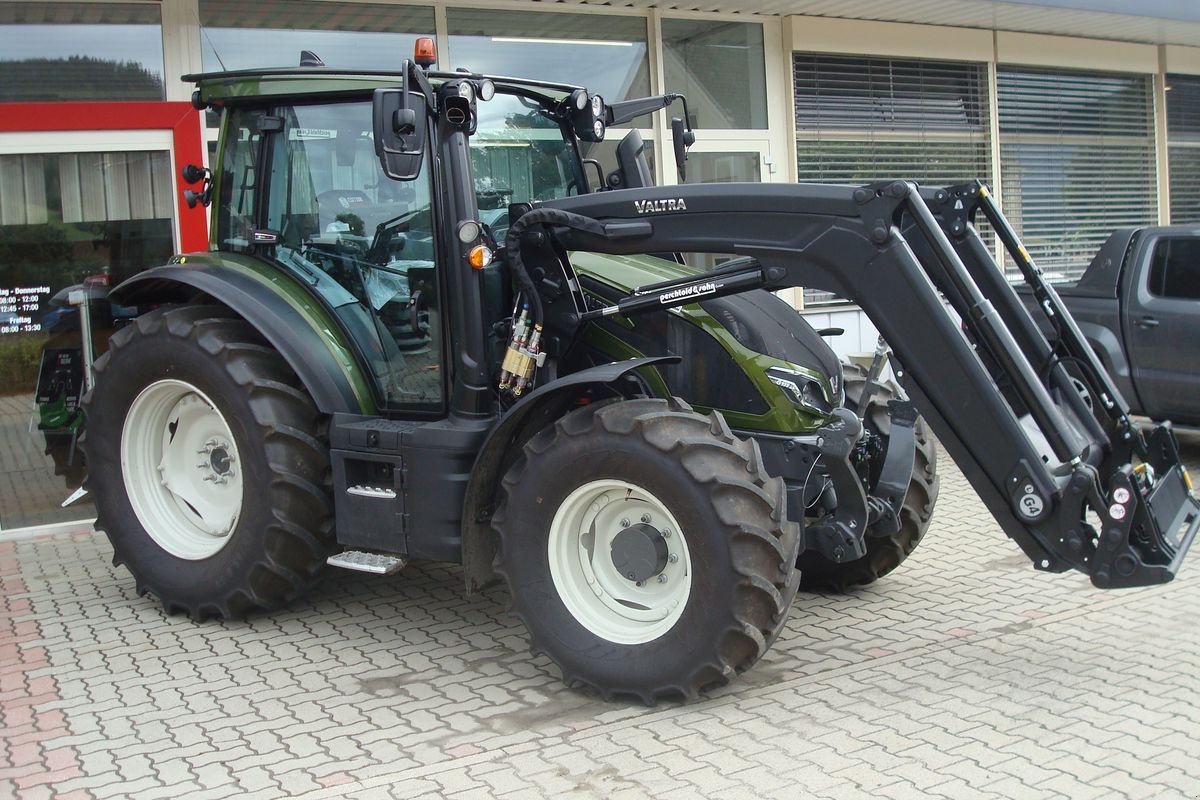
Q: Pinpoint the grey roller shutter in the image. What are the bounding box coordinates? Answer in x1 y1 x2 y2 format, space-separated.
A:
793 54 992 305
997 67 1157 282
1166 73 1200 223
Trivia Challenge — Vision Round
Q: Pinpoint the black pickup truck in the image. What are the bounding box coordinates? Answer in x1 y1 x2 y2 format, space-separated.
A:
1019 227 1200 426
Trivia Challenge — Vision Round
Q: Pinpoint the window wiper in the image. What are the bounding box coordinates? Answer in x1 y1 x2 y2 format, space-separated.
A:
366 209 420 264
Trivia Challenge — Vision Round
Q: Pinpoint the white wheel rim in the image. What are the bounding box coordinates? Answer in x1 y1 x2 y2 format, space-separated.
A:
121 379 243 560
547 479 692 645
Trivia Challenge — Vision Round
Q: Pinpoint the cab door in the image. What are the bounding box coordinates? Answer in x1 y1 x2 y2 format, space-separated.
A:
254 99 447 416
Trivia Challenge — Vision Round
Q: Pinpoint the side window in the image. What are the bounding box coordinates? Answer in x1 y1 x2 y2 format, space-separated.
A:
216 108 262 251
1148 238 1200 300
261 101 442 412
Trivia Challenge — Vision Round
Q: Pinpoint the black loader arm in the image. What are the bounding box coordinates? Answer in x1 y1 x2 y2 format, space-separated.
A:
507 179 1200 589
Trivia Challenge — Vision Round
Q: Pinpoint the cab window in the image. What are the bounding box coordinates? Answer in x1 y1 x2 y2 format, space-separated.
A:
258 100 442 412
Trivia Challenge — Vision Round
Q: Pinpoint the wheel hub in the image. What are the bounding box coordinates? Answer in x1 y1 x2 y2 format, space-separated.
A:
197 439 236 485
610 523 669 583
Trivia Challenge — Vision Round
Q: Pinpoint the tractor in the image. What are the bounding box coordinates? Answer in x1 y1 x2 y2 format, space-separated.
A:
81 40 1198 703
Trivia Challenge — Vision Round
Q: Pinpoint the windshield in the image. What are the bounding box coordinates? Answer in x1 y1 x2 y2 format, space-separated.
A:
470 91 586 229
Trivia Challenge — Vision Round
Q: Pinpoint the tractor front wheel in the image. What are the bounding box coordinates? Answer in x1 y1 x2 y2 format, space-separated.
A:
83 306 333 618
493 397 801 703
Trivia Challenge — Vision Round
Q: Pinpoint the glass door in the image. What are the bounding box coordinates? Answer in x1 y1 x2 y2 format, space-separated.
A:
683 140 780 185
675 141 777 271
0 137 178 529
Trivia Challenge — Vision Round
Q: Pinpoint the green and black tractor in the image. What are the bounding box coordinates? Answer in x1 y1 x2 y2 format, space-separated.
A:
82 42 1198 703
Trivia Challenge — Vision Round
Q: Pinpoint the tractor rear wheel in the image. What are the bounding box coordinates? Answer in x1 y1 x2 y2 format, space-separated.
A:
82 306 333 618
493 397 801 703
798 361 940 591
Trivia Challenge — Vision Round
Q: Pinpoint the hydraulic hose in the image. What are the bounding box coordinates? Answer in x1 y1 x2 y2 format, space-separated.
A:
503 207 609 325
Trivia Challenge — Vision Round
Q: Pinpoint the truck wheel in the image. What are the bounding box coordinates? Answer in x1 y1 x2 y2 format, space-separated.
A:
82 306 333 619
492 398 801 703
799 361 940 591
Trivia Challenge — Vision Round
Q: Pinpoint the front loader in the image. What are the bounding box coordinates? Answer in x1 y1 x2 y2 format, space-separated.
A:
80 42 1198 703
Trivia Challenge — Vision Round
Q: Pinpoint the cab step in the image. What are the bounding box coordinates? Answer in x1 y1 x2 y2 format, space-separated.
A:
326 550 407 575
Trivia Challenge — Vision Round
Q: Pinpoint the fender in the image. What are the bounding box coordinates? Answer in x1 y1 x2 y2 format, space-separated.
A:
460 355 680 593
111 263 373 415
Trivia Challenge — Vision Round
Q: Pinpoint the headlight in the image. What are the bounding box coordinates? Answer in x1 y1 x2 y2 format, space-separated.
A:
457 81 475 102
590 94 604 116
766 366 833 415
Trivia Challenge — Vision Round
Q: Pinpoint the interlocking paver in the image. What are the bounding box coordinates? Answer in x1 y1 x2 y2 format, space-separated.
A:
0 435 1198 799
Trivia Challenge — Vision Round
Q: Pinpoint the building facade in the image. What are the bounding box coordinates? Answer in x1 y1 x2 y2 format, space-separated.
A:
1 0 1198 531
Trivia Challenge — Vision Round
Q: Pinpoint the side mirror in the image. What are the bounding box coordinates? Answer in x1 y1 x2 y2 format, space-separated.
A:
180 164 212 208
671 117 695 183
373 85 426 181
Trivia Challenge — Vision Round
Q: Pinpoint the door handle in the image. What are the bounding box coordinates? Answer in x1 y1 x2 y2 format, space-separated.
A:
1136 316 1160 329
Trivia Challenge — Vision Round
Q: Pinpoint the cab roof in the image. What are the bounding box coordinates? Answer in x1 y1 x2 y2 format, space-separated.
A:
186 66 578 106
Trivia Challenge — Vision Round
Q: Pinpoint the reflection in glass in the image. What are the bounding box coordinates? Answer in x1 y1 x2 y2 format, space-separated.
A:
0 3 164 101
199 0 435 72
448 9 650 104
682 152 760 270
684 152 760 184
663 19 767 130
471 93 586 214
0 151 175 529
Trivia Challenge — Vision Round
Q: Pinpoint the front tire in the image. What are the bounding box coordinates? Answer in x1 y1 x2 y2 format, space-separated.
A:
83 306 334 618
798 361 940 591
493 398 801 703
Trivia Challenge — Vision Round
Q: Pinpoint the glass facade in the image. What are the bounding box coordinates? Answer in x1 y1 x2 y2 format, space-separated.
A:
0 3 164 101
199 1 435 72
663 19 767 130
0 150 175 528
447 9 651 104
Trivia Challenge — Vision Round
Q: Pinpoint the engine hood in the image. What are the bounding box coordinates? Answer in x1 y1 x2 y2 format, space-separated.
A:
568 250 844 433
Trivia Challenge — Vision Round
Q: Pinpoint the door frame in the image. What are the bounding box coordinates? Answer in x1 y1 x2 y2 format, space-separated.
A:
0 101 208 252
685 138 782 183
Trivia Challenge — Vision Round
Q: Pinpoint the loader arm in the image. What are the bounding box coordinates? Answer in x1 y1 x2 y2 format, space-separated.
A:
507 179 1200 589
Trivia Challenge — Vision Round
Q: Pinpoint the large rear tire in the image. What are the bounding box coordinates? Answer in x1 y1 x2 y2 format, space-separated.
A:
798 361 940 591
493 397 801 703
82 306 334 618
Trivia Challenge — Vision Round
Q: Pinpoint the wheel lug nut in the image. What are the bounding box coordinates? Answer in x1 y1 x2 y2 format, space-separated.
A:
662 529 671 538
640 514 651 523
620 519 630 528
657 575 668 584
668 554 678 563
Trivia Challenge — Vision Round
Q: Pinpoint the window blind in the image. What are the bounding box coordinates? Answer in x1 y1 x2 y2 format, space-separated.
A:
793 54 992 305
1166 73 1200 223
997 67 1156 282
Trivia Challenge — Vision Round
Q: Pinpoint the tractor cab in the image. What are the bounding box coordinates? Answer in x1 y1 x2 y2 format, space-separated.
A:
189 39 699 419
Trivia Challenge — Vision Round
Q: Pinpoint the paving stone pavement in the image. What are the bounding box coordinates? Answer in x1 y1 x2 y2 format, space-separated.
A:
1 433 1199 799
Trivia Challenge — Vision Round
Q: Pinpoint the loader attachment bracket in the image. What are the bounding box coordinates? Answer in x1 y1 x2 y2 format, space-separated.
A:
867 400 918 538
1091 467 1200 588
